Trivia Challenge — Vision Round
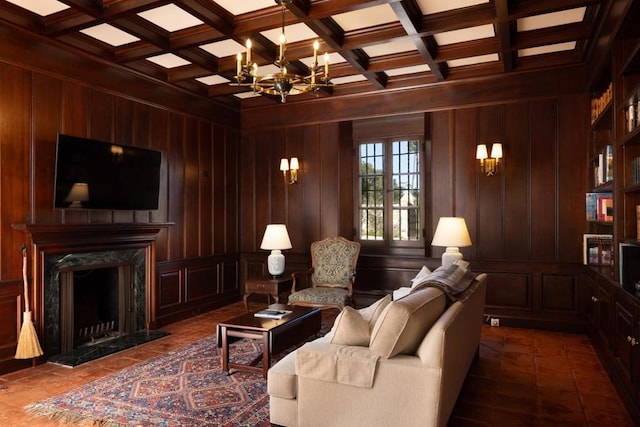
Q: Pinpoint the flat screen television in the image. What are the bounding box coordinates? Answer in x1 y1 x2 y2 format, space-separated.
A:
54 134 162 210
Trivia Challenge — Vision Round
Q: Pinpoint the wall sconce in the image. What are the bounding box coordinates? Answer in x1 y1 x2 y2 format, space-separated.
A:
476 143 503 176
280 157 299 184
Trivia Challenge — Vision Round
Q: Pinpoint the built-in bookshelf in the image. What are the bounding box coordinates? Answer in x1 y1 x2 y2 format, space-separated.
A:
584 6 640 419
588 84 614 239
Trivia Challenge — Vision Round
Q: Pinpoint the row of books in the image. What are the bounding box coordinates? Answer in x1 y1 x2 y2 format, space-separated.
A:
632 157 640 186
583 234 613 266
593 145 614 187
586 192 613 222
590 83 612 125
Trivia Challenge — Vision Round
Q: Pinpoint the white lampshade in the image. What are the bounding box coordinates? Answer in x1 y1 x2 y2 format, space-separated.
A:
260 224 292 276
431 217 472 268
476 144 488 160
280 158 290 171
490 143 503 159
260 224 292 250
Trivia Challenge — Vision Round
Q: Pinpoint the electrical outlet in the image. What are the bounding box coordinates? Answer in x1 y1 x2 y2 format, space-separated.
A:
490 318 500 327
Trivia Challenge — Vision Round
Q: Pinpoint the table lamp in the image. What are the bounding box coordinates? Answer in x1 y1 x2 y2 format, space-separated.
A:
260 224 292 277
431 217 472 268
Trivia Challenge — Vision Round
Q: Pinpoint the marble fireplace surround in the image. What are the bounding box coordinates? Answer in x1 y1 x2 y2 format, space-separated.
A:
13 223 169 356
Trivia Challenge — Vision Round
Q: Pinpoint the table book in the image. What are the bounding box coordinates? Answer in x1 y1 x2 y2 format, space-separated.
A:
254 309 292 319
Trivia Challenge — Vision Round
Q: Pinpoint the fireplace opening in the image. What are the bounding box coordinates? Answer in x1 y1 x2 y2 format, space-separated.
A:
74 267 125 347
59 263 136 354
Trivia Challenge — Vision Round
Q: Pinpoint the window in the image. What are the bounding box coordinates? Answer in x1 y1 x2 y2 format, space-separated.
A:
357 138 423 246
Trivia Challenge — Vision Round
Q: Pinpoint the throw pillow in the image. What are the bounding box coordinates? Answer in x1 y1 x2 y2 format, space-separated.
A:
329 306 371 346
358 294 392 327
369 287 446 358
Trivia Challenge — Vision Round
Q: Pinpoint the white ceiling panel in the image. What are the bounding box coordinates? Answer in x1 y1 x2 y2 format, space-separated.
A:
332 4 397 31
80 24 140 47
138 4 203 32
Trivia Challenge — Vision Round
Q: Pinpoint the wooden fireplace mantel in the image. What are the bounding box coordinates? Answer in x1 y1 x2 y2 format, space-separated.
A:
12 222 174 350
12 222 173 248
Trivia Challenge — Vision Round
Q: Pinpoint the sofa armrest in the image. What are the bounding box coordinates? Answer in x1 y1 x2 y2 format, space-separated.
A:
295 341 380 388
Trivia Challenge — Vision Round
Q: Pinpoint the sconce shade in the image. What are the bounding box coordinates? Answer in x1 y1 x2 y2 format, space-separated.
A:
280 158 290 171
64 182 90 208
476 144 488 160
260 224 292 276
289 157 299 170
490 143 503 159
431 217 472 268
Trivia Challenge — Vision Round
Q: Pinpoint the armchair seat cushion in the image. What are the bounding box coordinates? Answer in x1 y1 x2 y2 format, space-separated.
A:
288 287 349 308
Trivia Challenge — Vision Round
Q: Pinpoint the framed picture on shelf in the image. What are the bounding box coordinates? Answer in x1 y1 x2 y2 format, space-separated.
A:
583 234 613 266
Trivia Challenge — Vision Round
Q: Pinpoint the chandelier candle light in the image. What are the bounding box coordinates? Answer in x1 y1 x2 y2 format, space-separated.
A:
232 0 332 103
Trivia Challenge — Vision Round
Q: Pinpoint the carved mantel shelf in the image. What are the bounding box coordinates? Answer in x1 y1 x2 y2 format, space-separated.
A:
12 222 174 248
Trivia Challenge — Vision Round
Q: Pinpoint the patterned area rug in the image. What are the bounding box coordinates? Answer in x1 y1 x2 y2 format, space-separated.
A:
25 337 279 426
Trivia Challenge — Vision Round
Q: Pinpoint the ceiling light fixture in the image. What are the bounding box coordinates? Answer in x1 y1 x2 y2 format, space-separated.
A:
231 0 333 103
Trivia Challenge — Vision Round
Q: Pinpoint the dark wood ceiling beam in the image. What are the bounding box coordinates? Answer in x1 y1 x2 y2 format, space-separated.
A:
114 42 163 63
110 16 169 49
178 0 235 35
436 38 500 62
167 63 211 82
514 22 591 50
391 0 447 81
169 25 225 50
283 1 386 89
55 0 103 17
173 47 218 72
494 0 514 72
55 32 116 59
47 0 174 35
420 3 496 34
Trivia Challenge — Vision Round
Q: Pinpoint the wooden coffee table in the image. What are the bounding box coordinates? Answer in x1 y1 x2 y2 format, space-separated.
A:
218 305 321 378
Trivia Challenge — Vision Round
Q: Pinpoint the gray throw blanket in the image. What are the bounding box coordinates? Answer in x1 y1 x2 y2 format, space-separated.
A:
411 264 478 303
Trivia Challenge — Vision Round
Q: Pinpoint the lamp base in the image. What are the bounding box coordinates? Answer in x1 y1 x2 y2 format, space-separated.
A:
267 250 285 276
441 247 463 269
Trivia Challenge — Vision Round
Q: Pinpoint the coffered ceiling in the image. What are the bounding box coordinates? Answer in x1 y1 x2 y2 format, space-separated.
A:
0 0 616 110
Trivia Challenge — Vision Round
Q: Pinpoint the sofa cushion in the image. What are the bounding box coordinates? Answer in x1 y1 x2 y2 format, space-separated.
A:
329 306 371 346
267 351 298 399
324 294 391 342
358 294 392 327
369 287 446 358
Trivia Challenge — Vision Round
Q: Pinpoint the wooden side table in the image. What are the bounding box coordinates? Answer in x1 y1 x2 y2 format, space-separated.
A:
243 275 293 312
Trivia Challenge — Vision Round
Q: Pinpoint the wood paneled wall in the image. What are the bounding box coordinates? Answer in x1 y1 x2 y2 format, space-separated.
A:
0 42 240 371
240 93 589 330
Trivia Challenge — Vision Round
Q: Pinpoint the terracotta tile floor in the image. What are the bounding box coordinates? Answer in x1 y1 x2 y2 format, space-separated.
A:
0 301 634 426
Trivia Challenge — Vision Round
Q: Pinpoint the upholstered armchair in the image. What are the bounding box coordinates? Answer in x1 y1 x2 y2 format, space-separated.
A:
288 236 360 310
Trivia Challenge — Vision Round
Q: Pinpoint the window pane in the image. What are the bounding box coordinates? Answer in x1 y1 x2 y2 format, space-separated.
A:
391 140 420 241
359 143 384 240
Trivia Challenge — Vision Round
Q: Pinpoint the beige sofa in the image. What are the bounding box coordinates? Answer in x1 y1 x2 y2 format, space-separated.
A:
268 270 488 427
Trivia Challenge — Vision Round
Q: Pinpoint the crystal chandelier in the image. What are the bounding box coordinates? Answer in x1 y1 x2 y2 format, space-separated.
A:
232 0 333 103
